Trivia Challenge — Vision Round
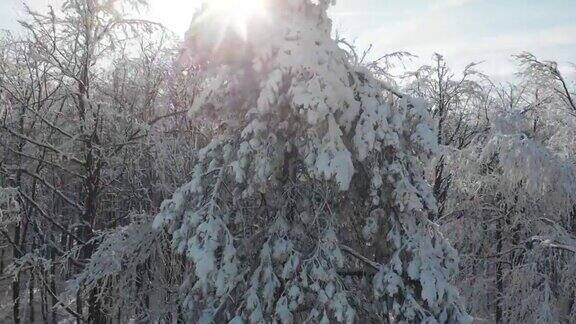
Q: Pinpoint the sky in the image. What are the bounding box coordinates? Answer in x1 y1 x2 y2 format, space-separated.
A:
1 0 575 80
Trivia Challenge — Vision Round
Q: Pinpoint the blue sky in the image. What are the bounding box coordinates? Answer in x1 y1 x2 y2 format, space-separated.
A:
330 0 576 78
1 0 575 79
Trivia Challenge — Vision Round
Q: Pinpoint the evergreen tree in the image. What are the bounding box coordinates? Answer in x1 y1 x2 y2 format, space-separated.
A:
153 0 470 322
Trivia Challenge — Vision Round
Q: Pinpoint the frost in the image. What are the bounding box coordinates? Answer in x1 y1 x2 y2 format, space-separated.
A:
362 216 378 241
149 0 470 322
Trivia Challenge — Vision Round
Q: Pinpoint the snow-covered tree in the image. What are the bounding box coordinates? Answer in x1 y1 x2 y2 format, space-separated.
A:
442 82 576 322
405 54 488 219
7 0 575 322
153 1 470 322
0 1 181 322
0 187 19 230
515 52 575 117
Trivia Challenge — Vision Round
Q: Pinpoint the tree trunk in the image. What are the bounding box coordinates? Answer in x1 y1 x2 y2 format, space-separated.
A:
12 224 21 324
29 269 35 323
495 218 504 324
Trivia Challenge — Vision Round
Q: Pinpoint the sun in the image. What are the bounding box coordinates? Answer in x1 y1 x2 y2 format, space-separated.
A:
204 0 269 39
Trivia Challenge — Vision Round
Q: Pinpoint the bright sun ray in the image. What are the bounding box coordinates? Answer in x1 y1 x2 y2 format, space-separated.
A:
203 0 268 41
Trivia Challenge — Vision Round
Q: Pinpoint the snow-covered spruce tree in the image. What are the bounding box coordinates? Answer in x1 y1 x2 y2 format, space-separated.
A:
154 0 470 322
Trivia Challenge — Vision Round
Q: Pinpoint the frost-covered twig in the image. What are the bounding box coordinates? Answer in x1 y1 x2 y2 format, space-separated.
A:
18 190 86 245
339 244 379 271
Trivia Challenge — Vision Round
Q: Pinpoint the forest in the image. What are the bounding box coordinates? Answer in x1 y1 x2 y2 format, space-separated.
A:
0 0 575 323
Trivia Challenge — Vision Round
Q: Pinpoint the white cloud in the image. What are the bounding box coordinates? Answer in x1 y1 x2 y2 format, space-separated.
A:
432 0 478 8
347 3 576 80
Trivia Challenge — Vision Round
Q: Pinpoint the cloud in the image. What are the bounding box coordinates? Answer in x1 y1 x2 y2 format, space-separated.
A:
432 0 478 8
346 2 576 80
445 0 477 6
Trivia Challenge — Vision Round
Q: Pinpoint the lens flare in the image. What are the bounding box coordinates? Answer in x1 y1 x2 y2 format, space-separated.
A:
206 0 268 39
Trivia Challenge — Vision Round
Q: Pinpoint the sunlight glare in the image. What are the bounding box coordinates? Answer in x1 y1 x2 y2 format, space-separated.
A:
206 0 268 39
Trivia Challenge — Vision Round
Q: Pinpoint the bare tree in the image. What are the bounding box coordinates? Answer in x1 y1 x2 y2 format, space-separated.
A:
406 54 488 219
